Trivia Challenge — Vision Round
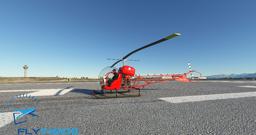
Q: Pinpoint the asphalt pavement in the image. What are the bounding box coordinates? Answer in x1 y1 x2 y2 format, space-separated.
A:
1 81 256 135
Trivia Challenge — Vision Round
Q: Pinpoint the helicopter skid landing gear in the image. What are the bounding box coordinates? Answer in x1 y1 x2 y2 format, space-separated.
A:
92 89 141 99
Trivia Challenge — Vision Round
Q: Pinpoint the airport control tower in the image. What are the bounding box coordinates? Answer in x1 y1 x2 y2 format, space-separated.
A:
23 65 29 77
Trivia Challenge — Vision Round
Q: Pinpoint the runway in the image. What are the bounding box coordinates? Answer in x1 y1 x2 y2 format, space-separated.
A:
1 81 256 135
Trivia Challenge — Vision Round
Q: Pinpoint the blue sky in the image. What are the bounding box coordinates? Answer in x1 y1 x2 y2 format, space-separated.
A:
0 0 255 77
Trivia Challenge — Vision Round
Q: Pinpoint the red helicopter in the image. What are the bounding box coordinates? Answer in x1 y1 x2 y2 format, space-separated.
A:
95 33 192 98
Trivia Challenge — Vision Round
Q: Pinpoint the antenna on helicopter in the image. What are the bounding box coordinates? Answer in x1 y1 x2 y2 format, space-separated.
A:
110 33 181 68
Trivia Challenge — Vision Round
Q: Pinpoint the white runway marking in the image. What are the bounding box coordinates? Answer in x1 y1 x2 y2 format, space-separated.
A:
0 112 16 128
159 92 256 103
238 86 256 88
196 81 256 83
27 88 74 97
0 88 74 96
0 89 36 93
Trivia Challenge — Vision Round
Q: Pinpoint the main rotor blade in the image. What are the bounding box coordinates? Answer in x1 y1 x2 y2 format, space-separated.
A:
107 58 140 62
110 33 181 68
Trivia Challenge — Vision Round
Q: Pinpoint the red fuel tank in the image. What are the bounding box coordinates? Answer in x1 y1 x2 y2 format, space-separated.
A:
120 66 135 76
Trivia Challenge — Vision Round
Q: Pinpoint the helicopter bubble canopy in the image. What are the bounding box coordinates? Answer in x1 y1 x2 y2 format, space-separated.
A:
98 66 118 89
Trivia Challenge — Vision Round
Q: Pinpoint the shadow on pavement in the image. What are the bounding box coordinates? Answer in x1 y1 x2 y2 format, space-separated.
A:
71 89 103 96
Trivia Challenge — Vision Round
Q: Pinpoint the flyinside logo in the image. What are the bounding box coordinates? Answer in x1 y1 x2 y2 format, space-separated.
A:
2 93 79 135
18 128 79 135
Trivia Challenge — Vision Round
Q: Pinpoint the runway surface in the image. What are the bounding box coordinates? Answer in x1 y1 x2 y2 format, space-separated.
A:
1 81 256 135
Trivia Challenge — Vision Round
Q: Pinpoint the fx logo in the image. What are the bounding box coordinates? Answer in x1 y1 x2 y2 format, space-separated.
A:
13 108 38 125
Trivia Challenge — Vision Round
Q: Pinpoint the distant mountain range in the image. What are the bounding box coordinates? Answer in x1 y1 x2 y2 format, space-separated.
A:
207 73 256 79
